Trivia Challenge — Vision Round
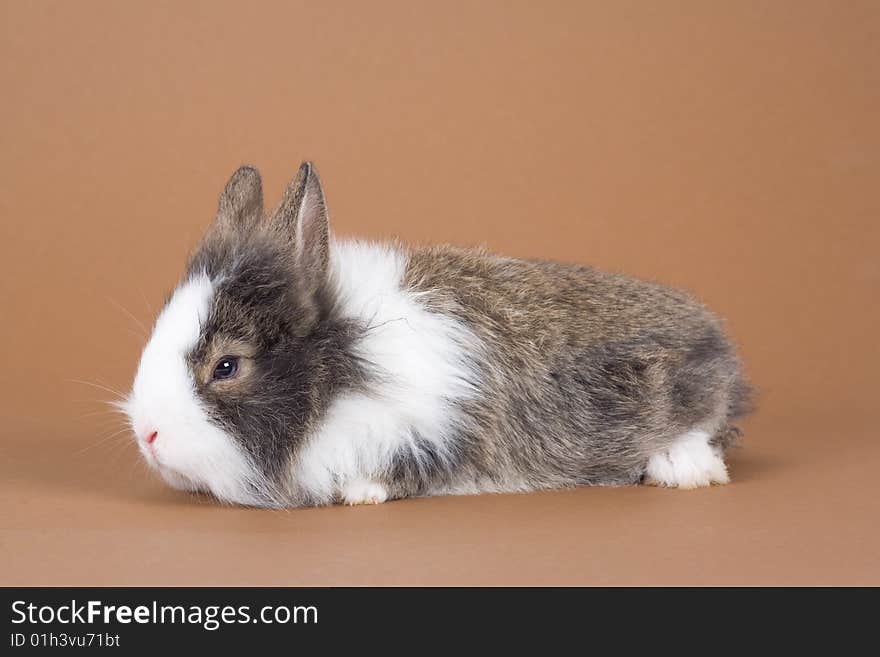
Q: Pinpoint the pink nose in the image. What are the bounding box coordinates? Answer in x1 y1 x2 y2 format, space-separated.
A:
145 430 158 444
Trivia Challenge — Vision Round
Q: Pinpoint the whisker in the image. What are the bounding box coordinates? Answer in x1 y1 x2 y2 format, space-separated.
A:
93 377 129 398
105 439 136 463
139 287 155 319
67 379 127 401
76 406 129 420
75 428 132 455
106 295 149 338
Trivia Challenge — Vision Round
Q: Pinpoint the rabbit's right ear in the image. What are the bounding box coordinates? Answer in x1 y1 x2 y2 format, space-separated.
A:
215 165 264 232
270 161 330 290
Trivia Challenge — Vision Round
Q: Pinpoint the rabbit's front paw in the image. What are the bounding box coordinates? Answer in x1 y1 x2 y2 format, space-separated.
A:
342 479 389 505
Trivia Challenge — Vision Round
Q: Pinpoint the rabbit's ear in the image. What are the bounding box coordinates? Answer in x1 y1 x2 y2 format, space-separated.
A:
271 161 330 286
216 165 264 232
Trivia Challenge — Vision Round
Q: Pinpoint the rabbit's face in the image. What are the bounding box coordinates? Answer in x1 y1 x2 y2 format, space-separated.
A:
125 163 350 506
126 271 267 504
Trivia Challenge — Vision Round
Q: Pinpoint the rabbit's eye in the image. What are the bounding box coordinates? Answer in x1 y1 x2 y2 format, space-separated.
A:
212 356 239 381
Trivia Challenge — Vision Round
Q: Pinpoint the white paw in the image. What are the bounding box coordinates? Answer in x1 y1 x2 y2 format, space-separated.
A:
644 429 730 489
342 479 389 506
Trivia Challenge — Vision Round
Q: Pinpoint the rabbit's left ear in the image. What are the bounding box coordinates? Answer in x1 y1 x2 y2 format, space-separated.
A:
216 165 264 232
271 161 330 285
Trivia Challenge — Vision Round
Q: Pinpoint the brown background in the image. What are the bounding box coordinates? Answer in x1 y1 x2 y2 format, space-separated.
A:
1 1 878 585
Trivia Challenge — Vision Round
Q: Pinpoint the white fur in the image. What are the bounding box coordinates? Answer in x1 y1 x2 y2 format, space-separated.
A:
291 240 482 504
342 479 389 505
644 429 730 489
125 273 267 505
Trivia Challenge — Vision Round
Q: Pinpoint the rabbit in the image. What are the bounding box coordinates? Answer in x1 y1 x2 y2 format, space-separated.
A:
124 162 752 507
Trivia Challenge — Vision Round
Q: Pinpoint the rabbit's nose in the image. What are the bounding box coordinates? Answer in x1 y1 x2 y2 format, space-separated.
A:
145 430 158 444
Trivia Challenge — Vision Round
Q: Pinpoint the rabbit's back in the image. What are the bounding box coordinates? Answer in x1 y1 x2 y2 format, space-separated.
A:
403 245 751 492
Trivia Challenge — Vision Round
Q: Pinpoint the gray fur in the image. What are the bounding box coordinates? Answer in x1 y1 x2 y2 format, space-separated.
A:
402 247 751 494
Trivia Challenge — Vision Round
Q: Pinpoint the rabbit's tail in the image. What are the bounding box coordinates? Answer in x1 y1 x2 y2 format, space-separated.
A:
712 374 754 450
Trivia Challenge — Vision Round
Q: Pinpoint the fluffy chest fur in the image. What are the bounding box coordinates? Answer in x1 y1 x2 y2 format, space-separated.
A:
289 240 483 505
